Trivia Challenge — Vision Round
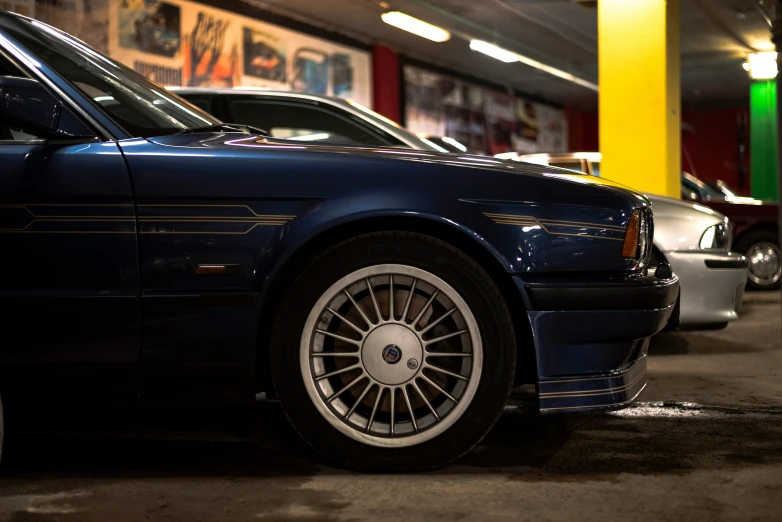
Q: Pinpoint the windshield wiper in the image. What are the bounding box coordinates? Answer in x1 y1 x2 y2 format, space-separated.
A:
175 123 268 136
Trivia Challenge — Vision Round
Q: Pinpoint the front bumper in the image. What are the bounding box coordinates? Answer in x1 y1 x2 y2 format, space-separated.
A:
664 251 748 326
516 273 679 414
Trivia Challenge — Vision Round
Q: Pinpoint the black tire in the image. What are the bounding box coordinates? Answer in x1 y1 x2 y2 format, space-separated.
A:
734 230 781 291
662 288 681 331
269 231 517 472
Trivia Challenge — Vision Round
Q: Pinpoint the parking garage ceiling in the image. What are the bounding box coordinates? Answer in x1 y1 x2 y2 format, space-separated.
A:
246 0 776 109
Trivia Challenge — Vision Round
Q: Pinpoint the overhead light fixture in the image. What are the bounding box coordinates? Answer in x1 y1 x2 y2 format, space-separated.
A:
469 39 598 91
469 40 519 63
748 52 777 78
515 53 599 91
746 52 777 79
381 11 451 42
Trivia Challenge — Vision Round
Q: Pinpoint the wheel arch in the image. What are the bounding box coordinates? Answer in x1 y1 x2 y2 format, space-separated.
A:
651 242 668 265
733 223 779 251
254 214 536 394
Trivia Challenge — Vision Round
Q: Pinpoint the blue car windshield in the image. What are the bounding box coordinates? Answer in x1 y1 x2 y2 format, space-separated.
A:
1 15 220 138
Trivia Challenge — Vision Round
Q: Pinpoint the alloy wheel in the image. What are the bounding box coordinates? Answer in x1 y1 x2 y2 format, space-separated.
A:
300 264 483 448
747 242 781 287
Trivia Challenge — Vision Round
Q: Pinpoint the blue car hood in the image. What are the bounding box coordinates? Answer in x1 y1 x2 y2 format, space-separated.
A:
147 133 648 204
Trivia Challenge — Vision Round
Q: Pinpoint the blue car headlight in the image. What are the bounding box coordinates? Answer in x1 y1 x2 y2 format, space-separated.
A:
622 208 653 270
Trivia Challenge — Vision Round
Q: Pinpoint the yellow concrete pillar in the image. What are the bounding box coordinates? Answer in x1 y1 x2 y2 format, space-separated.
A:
598 0 681 198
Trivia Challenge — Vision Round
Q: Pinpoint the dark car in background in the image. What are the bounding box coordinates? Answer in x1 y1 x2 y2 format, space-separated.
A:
682 172 779 290
0 11 678 471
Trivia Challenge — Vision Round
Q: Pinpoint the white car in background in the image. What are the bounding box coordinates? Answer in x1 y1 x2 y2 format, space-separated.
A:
502 152 749 328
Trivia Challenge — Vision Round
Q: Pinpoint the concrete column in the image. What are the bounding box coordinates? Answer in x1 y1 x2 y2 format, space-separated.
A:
598 0 681 197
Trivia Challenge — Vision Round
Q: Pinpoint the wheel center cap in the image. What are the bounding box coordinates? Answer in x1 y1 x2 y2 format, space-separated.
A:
362 325 422 386
381 344 402 364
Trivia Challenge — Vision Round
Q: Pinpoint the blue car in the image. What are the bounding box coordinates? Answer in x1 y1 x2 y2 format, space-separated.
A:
0 12 678 471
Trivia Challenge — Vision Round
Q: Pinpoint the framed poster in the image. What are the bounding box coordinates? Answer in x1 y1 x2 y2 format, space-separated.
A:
105 0 371 105
404 65 567 155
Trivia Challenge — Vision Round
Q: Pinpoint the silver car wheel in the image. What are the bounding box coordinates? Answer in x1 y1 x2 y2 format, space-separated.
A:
300 264 483 448
747 242 781 286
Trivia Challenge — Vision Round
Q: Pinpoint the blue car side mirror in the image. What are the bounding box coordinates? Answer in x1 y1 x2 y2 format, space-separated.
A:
0 75 62 136
0 76 98 143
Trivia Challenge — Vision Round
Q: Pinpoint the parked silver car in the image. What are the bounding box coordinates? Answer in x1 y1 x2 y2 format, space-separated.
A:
509 153 749 328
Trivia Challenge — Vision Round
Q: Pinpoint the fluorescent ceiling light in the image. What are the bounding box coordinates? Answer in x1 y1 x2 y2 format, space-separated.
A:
747 52 777 79
513 53 598 91
469 39 598 91
469 40 519 63
381 12 451 42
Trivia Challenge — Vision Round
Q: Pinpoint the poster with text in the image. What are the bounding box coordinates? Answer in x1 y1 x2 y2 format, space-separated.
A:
535 103 568 152
33 1 110 54
108 0 371 105
110 0 184 86
181 7 240 87
1 0 33 17
237 19 368 103
404 65 567 155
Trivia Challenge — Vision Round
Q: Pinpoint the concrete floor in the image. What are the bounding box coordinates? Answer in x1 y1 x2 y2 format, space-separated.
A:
1 293 780 522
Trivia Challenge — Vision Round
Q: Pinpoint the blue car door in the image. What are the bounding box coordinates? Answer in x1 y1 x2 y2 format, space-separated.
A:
0 60 140 402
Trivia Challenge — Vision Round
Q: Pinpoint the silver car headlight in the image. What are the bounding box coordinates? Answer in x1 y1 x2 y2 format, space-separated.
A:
699 223 731 250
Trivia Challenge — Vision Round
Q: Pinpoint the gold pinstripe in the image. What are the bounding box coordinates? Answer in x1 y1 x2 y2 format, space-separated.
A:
540 220 627 231
0 204 296 234
484 212 625 241
539 383 647 412
538 371 646 399
140 223 275 235
538 361 645 384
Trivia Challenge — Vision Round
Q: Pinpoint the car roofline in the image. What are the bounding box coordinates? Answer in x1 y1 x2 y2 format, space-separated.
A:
167 87 427 151
167 87 346 104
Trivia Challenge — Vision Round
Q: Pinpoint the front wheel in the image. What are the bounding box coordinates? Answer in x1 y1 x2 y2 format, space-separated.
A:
735 231 781 290
269 232 517 471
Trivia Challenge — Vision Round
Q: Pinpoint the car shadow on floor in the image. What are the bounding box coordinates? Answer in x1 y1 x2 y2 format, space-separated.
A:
2 401 781 481
648 331 765 356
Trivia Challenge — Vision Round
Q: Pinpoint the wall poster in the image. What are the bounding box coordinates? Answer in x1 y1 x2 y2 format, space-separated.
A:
105 0 371 106
1 0 34 16
404 65 567 155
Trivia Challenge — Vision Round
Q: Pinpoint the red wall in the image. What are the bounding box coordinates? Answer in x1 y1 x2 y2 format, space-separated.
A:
564 106 599 152
372 44 401 124
682 107 750 195
565 105 751 195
